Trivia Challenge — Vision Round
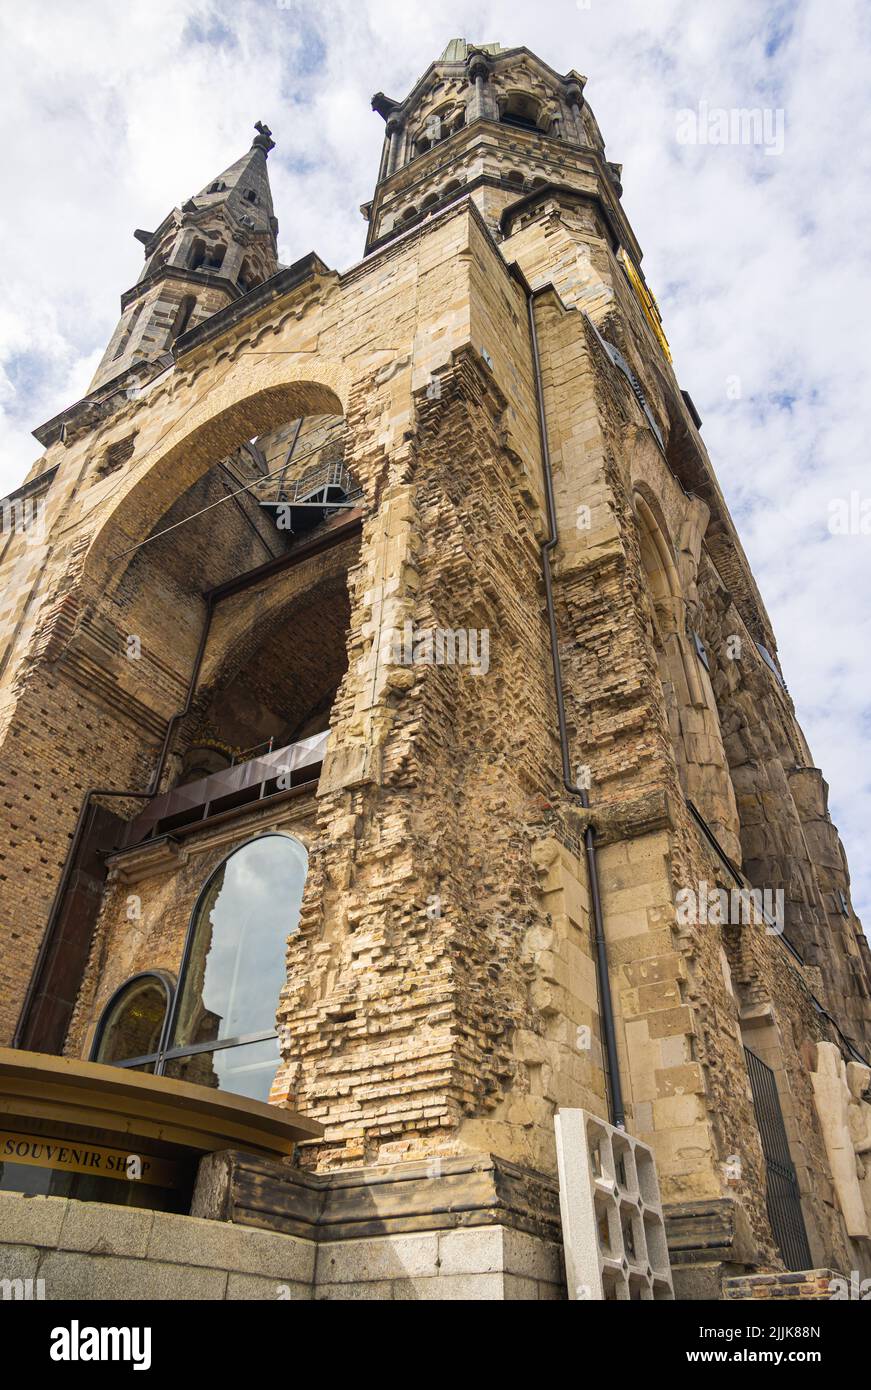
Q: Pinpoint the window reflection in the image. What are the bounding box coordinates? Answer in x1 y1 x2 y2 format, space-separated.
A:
164 1037 281 1103
91 835 308 1104
170 835 308 1050
93 976 170 1065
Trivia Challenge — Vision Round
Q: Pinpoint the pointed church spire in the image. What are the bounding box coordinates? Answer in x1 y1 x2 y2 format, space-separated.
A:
89 125 280 392
190 122 279 244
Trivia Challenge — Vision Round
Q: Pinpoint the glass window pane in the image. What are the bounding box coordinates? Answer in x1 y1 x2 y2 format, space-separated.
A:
94 979 168 1065
163 1037 280 1103
170 835 307 1050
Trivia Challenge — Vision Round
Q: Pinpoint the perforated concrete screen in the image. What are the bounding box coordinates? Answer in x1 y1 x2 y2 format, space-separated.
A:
555 1108 674 1300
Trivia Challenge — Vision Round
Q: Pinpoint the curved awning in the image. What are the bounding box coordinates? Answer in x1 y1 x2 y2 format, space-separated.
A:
0 1048 322 1159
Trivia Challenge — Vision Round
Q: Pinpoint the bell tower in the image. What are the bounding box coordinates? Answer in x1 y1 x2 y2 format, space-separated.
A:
89 122 280 391
365 39 623 253
0 37 870 1303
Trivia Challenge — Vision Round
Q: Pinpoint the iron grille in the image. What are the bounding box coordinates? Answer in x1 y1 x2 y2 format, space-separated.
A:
744 1047 812 1271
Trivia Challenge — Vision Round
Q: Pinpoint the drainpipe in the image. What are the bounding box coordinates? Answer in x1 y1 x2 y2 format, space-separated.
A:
512 264 626 1129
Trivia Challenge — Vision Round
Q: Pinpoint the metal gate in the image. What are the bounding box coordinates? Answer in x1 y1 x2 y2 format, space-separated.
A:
744 1047 812 1270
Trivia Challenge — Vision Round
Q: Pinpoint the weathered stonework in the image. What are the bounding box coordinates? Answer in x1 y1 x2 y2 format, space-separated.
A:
1 40 869 1299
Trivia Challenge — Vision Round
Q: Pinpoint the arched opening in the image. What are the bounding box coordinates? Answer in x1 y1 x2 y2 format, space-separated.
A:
499 92 544 133
237 259 261 294
92 972 174 1069
635 492 682 653
413 104 464 159
102 404 359 840
170 294 196 342
189 239 226 273
88 378 348 589
91 837 308 1101
163 834 308 1100
635 488 741 861
20 379 358 1060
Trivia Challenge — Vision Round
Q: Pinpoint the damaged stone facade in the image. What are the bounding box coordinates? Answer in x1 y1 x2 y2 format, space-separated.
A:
1 41 870 1299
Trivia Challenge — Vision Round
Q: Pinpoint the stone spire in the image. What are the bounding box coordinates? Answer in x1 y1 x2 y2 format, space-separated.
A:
88 124 280 392
188 122 278 243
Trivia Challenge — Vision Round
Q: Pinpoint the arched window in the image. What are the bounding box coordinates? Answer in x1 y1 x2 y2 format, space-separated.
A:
188 237 206 271
92 835 308 1101
189 239 226 272
92 972 174 1071
171 295 197 343
635 493 680 651
237 259 261 294
500 92 544 133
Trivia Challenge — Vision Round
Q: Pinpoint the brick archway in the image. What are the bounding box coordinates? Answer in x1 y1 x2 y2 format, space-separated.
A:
83 370 347 596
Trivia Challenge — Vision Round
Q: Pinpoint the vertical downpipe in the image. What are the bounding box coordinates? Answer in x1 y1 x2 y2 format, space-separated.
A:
519 271 626 1129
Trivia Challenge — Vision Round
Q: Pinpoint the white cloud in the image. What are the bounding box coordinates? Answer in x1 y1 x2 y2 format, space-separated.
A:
1 0 869 929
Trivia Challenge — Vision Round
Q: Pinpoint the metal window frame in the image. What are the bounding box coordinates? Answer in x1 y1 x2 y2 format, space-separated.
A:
91 833 306 1084
90 969 176 1067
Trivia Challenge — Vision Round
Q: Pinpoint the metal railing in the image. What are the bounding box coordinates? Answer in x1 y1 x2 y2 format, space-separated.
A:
120 730 329 847
744 1047 813 1271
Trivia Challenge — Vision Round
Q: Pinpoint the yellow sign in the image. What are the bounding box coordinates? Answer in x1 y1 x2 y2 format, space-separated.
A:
618 248 673 364
0 1130 181 1187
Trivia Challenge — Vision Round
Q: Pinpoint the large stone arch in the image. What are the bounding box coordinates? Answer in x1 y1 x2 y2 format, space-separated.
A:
630 474 741 863
82 368 348 596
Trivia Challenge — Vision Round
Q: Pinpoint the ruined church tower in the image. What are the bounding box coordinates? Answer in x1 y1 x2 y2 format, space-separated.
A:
0 40 869 1302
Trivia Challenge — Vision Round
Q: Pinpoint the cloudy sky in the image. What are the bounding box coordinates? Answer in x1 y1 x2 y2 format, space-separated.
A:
1 0 869 924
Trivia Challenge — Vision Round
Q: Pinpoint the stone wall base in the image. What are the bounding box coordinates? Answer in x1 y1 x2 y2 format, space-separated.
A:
0 1191 564 1300
1 1154 775 1300
665 1197 762 1300
723 1270 845 1301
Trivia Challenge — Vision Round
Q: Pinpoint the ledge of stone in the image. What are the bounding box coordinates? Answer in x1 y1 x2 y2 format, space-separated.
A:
192 1149 563 1244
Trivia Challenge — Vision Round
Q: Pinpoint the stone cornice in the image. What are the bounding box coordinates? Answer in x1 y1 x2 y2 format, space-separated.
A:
392 45 586 124
120 262 242 312
172 251 332 360
365 118 636 260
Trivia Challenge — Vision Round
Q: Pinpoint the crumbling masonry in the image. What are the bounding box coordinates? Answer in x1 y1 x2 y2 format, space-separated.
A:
1 40 870 1300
